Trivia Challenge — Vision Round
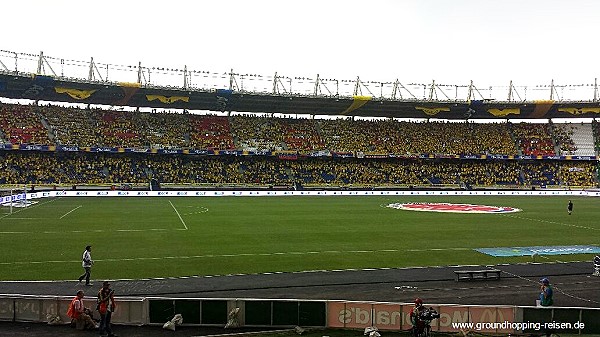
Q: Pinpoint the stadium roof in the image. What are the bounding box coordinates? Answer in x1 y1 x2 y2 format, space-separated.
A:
2 72 600 119
0 50 599 119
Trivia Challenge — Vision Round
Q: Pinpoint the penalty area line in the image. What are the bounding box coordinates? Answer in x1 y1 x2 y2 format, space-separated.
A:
168 200 188 230
0 197 58 220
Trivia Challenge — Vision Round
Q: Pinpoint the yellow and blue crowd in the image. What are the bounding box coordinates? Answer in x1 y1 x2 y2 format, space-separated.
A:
0 103 597 188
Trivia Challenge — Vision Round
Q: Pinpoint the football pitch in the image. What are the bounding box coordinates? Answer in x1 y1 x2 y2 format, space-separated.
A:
0 195 598 281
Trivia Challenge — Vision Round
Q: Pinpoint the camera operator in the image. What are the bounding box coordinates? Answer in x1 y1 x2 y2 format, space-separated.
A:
410 298 440 337
410 298 425 336
97 281 117 337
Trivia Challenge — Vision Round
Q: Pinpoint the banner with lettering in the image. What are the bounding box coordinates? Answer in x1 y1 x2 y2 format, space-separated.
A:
327 301 515 332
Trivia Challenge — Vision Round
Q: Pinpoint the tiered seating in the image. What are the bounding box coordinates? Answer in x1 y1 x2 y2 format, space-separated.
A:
280 118 324 151
230 115 285 151
558 161 598 187
38 105 98 147
520 161 559 186
0 104 51 145
319 118 398 153
0 102 597 189
141 111 189 149
555 122 595 156
189 115 234 150
0 151 597 188
552 123 578 155
397 121 518 156
511 123 555 156
94 110 146 148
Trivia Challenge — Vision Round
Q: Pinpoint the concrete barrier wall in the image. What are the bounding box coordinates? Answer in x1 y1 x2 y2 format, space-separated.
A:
0 295 147 326
1 295 599 334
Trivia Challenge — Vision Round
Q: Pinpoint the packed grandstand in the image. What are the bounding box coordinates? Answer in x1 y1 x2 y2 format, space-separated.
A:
0 50 599 190
0 102 599 189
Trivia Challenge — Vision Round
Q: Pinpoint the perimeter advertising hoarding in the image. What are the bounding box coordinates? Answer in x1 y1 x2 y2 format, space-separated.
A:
328 301 515 333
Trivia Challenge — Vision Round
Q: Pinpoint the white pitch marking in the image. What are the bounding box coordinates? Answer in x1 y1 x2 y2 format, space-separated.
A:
502 214 600 231
0 197 58 220
182 206 209 215
168 200 188 230
0 247 478 266
0 228 177 235
59 205 82 219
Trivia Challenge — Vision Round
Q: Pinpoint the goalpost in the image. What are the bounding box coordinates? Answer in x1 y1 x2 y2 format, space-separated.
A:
1 186 28 215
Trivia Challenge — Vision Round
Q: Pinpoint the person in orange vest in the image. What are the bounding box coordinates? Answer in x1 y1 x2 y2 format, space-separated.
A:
97 281 118 337
66 290 97 330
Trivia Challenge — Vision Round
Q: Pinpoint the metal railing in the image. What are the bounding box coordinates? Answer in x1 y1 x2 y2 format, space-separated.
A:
1 49 598 103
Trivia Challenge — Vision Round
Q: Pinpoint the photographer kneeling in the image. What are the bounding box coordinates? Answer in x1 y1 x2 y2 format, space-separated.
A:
67 290 97 330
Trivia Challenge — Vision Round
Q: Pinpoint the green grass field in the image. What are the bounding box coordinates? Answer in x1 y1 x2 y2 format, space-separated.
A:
0 195 598 281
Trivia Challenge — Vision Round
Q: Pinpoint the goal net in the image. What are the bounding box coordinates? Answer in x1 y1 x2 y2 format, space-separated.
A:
0 189 28 215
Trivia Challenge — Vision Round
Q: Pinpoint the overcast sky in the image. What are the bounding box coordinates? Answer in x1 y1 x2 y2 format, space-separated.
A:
3 0 599 88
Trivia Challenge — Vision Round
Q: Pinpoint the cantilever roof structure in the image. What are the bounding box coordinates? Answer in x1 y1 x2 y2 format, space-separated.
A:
0 50 599 119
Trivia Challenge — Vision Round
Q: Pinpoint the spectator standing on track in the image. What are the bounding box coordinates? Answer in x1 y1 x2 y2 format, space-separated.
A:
568 200 573 215
97 281 118 337
539 277 554 306
78 245 94 286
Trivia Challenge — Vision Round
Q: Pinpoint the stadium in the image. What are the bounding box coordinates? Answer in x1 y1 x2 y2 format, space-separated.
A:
1 46 600 337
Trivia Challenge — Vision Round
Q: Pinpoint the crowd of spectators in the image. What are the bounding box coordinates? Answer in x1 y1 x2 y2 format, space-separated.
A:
510 122 556 156
0 104 51 145
0 151 596 188
229 115 286 151
281 118 324 151
1 103 596 158
93 110 146 148
141 111 189 149
0 102 597 189
188 115 234 150
551 123 578 155
38 105 99 147
558 161 598 188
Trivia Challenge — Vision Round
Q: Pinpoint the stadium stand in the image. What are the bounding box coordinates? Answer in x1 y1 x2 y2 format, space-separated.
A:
0 104 52 145
510 122 556 156
38 104 99 147
230 115 286 152
0 102 598 190
189 115 234 150
0 151 597 189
